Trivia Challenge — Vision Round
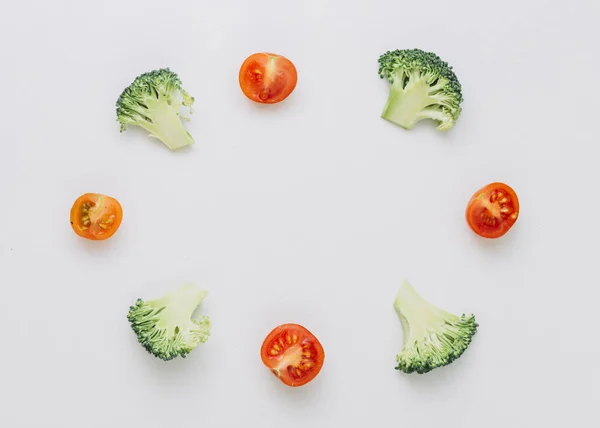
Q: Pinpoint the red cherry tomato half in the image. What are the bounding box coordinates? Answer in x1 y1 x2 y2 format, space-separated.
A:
466 182 519 239
260 323 325 387
239 53 298 104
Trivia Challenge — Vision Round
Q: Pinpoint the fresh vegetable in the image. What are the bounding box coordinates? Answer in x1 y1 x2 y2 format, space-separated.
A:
127 284 211 361
239 53 298 104
378 49 463 131
466 182 519 239
260 323 324 387
70 193 123 240
116 68 195 151
394 280 477 374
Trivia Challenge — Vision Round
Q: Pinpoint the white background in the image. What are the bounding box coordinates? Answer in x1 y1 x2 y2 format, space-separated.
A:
1 0 599 426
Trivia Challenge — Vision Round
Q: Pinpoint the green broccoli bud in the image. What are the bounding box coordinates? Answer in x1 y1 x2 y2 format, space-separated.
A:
127 284 211 361
394 280 477 374
378 49 463 131
116 68 195 150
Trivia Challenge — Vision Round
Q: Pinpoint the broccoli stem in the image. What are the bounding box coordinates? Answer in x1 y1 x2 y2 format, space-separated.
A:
137 96 194 151
381 76 432 130
150 284 208 330
394 281 452 346
417 107 453 131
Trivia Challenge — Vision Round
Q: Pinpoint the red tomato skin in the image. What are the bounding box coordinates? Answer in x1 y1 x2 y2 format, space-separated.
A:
239 53 298 104
260 323 325 387
466 182 519 239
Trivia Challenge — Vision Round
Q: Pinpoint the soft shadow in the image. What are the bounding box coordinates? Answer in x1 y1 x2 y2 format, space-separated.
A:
72 231 122 253
466 223 523 255
394 339 480 391
126 335 212 387
419 118 462 141
243 96 296 114
261 370 328 408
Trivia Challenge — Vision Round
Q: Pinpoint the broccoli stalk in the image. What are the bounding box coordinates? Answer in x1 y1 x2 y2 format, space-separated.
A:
130 93 193 150
127 284 211 361
393 280 477 374
116 68 195 151
378 49 463 131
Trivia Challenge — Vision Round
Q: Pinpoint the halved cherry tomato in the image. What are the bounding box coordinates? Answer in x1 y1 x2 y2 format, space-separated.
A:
466 182 519 239
239 53 298 104
70 193 123 240
260 323 324 387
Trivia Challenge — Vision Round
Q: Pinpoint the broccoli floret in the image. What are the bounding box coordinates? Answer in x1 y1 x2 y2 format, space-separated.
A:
378 49 463 131
127 284 211 361
116 68 195 150
393 281 477 374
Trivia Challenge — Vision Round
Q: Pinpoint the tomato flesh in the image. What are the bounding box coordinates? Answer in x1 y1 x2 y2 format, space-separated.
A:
466 182 519 239
239 53 298 104
260 323 324 387
70 193 123 241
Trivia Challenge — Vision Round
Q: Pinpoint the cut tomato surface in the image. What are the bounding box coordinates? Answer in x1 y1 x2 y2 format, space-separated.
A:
239 53 298 104
260 323 324 387
70 193 123 240
466 182 519 239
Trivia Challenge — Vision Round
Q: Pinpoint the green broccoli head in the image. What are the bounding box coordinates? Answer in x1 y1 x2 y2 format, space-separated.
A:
378 49 463 131
127 284 211 361
393 280 477 374
116 68 195 151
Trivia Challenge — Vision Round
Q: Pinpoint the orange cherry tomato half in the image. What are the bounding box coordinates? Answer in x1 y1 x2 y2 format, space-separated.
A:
70 193 123 241
466 182 519 239
260 323 325 387
239 53 298 104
